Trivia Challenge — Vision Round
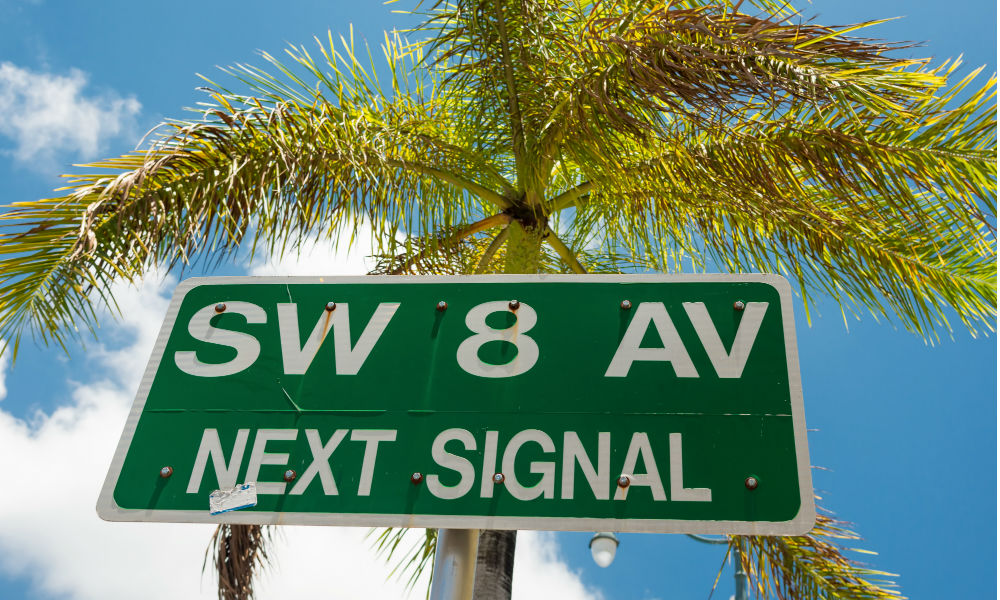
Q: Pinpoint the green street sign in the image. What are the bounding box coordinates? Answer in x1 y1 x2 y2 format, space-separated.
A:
98 274 814 535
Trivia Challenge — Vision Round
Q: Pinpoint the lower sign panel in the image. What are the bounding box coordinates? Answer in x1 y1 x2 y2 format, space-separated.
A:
98 274 814 535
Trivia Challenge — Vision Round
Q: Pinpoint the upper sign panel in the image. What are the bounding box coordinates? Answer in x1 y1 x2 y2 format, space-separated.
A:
98 274 814 535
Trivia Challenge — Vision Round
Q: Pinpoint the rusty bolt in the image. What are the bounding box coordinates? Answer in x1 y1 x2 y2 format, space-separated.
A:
745 476 759 490
621 300 632 310
159 466 173 478
283 469 297 482
493 473 505 484
734 300 746 311
617 475 631 488
436 301 448 312
214 303 226 313
326 301 337 312
411 472 424 484
508 300 520 311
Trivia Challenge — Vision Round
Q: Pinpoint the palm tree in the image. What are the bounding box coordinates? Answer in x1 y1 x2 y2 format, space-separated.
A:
0 1 994 598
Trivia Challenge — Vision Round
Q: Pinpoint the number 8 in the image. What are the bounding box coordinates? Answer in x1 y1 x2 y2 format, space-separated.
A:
456 301 539 377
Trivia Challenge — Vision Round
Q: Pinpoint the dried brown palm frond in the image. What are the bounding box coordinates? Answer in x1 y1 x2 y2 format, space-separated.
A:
204 524 275 600
568 5 927 131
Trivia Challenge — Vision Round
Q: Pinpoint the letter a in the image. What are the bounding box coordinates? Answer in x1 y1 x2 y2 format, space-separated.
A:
605 303 698 377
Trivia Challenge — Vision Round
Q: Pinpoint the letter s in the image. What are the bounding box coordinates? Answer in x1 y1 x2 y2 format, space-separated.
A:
174 302 266 377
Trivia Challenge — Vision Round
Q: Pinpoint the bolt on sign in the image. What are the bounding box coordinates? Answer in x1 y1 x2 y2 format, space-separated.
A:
98 274 814 535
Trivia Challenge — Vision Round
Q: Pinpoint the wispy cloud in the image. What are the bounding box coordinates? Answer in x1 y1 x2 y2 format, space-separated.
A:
0 62 140 166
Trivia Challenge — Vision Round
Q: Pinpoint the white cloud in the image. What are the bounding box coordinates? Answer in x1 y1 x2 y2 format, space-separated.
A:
513 531 604 600
256 526 430 598
248 222 379 277
0 62 141 164
0 234 604 599
90 276 175 391
0 274 217 600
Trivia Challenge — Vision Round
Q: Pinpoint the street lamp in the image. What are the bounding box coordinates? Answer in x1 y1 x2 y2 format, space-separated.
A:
586 532 748 600
588 532 619 568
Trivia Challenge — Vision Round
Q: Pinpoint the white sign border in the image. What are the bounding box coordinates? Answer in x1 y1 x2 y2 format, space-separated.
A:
97 273 815 535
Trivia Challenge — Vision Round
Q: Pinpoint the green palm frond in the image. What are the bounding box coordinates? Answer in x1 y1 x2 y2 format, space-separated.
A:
0 33 508 356
736 512 903 600
370 527 438 595
564 61 996 335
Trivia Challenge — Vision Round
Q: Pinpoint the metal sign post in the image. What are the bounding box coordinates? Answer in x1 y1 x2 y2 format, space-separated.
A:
429 529 478 600
98 274 814 535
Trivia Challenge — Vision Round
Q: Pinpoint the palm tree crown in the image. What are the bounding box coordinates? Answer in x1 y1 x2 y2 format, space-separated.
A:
0 1 994 598
1 0 994 353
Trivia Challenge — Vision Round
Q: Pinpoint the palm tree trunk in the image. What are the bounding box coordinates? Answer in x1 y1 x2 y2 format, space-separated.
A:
503 220 544 274
472 530 517 599
470 218 543 598
209 524 272 600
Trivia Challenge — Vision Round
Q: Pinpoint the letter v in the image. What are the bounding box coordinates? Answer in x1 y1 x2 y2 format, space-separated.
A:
682 302 768 378
331 303 400 375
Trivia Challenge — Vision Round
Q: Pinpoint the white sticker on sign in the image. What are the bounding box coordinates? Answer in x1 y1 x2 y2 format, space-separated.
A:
209 482 258 515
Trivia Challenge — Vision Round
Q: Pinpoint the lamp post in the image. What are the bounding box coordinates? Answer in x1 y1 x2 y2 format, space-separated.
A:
686 534 749 600
587 532 748 600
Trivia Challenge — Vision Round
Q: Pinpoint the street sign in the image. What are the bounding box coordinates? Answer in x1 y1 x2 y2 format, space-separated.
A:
98 274 814 535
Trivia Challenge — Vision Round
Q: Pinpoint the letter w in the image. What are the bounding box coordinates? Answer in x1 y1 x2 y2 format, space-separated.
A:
278 303 400 375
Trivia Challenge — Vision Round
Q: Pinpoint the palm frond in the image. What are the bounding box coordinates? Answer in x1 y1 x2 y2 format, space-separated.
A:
561 59 996 337
0 34 507 356
565 4 934 131
369 527 438 595
736 512 903 600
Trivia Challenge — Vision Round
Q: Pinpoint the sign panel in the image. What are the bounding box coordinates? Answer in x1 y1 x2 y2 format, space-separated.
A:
98 274 814 534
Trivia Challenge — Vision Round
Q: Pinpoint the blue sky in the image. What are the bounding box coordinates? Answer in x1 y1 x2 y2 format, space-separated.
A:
0 1 995 599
